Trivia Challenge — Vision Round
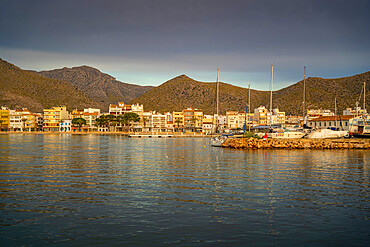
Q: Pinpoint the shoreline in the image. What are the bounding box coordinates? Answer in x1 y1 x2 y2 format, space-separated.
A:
0 131 210 138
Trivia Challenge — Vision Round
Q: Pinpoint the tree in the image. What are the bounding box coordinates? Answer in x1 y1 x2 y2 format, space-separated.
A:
21 118 27 132
174 118 181 132
123 113 140 132
141 116 149 132
72 118 86 131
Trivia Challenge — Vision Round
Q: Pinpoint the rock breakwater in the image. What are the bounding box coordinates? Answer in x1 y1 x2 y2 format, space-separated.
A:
221 138 370 149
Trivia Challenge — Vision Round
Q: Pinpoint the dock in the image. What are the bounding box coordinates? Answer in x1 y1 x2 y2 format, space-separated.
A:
128 134 173 138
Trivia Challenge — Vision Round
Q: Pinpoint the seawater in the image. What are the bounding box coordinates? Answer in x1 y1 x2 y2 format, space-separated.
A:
0 134 369 246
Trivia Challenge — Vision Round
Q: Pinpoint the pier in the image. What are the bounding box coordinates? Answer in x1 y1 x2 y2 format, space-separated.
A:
222 138 370 149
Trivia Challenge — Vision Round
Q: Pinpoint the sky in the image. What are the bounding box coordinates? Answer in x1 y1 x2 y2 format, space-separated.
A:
0 0 369 90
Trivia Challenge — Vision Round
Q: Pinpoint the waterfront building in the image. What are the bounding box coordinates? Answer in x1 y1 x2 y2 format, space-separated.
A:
43 106 69 132
183 108 195 132
217 115 227 132
273 108 286 126
9 109 23 131
131 103 144 118
109 102 132 115
307 109 334 119
202 117 214 135
226 111 238 129
0 107 10 131
194 110 203 133
9 108 34 131
254 106 268 125
173 111 184 132
71 108 100 131
60 120 72 132
151 112 167 132
165 112 174 132
307 115 354 131
141 111 152 132
23 112 40 131
254 106 285 127
343 107 367 116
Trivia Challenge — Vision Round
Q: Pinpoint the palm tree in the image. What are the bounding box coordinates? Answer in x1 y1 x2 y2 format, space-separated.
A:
141 116 149 132
174 118 181 132
21 118 27 132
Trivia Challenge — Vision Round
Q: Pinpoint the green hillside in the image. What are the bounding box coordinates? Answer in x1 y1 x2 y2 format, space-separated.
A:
131 72 370 115
0 58 101 112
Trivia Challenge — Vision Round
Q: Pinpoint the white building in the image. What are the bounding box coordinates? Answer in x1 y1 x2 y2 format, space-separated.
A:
60 120 72 132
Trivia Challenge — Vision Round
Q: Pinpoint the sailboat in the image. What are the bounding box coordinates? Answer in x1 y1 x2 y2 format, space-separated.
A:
267 65 306 139
349 81 370 138
306 96 349 139
211 69 227 147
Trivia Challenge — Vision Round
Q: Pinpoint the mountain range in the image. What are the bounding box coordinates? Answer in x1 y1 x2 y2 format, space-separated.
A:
131 72 370 115
0 58 368 115
38 66 153 109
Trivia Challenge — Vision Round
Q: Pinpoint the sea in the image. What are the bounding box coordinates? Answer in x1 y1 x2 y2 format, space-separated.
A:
0 134 369 246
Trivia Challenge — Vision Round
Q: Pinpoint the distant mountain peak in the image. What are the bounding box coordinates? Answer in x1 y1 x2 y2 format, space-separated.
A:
37 65 153 110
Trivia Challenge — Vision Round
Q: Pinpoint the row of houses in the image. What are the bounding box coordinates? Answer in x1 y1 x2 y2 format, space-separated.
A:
0 103 366 133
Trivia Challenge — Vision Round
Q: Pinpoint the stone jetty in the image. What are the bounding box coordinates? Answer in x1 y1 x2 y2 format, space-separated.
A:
221 138 370 150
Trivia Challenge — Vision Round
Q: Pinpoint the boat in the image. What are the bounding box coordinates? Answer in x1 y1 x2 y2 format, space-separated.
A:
349 115 370 138
211 135 227 147
265 65 305 139
268 128 306 139
348 82 370 138
306 128 349 139
306 97 349 139
211 69 226 147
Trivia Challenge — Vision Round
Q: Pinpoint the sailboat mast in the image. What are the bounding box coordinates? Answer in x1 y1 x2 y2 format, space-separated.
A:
216 69 219 117
303 65 306 123
364 81 366 115
248 84 251 132
270 65 273 127
335 97 337 128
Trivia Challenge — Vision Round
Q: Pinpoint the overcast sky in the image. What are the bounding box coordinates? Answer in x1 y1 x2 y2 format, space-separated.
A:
0 0 369 90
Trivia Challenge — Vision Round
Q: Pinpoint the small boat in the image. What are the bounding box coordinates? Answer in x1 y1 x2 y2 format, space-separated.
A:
349 115 370 138
211 69 226 147
268 128 306 139
211 135 227 147
348 82 369 138
305 128 349 139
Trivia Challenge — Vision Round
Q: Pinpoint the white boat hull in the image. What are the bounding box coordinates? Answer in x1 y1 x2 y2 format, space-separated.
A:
306 129 349 139
267 131 306 139
211 136 226 147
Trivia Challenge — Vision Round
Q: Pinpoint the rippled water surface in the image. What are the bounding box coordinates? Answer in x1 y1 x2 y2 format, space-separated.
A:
0 134 369 246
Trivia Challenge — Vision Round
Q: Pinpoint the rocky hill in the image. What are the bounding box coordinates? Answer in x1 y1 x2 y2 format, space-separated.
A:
0 59 100 112
275 71 370 115
131 72 370 115
38 66 153 110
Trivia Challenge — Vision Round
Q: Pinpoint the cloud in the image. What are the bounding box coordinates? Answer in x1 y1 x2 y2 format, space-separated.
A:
1 46 369 91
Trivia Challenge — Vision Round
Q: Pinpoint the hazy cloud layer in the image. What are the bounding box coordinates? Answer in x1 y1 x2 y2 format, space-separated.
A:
0 0 369 90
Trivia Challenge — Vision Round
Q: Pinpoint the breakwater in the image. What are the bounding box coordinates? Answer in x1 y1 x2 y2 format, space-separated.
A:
222 138 370 149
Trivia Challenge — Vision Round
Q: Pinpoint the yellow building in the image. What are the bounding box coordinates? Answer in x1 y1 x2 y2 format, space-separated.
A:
194 110 204 132
173 111 184 132
0 107 10 131
43 106 69 132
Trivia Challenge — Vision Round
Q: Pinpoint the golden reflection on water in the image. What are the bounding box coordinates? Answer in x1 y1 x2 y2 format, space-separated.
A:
0 135 369 245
